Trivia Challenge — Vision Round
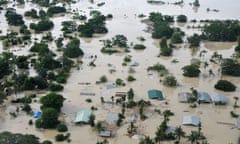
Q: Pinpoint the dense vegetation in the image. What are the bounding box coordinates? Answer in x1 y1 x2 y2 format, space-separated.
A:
30 20 54 32
5 8 24 26
78 12 108 37
182 64 200 77
202 20 240 41
149 12 174 39
63 38 84 58
0 131 43 144
221 58 240 76
47 6 66 16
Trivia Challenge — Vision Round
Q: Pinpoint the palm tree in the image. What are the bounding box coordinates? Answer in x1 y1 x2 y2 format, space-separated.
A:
175 126 185 142
139 136 155 144
187 131 199 144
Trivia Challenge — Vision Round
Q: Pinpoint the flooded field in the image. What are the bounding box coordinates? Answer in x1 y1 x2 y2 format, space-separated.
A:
0 0 240 144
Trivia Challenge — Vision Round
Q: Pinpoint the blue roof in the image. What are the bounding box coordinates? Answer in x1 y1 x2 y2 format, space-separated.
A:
33 111 41 118
148 90 164 100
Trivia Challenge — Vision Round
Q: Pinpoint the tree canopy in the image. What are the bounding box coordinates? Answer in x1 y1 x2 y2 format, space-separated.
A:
0 131 41 144
63 38 84 58
40 92 65 112
182 64 200 77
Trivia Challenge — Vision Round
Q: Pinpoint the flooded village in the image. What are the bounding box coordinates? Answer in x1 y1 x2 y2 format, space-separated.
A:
0 0 240 144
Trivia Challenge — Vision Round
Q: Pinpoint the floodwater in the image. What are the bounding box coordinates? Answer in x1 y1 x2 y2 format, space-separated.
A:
0 0 240 144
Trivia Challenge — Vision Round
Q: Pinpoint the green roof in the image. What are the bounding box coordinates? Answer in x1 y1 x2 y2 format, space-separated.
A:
75 110 92 123
148 90 163 100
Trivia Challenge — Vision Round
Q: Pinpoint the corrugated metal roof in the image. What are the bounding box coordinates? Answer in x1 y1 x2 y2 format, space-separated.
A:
75 110 92 123
178 92 192 102
107 112 119 122
99 131 111 137
183 116 200 126
197 92 212 103
210 94 228 104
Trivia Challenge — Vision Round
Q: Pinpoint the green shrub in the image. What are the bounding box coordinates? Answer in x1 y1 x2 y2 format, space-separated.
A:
42 140 53 144
177 15 187 23
100 75 107 83
85 98 92 103
214 80 236 92
55 134 65 141
163 75 177 87
127 75 136 82
56 123 68 132
48 83 64 91
133 44 146 50
182 64 200 77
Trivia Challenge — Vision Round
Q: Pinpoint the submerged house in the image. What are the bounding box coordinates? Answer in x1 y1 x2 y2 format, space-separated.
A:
183 116 200 126
210 93 228 105
178 92 192 103
148 90 164 100
107 112 119 123
99 130 112 137
197 92 212 103
75 110 92 124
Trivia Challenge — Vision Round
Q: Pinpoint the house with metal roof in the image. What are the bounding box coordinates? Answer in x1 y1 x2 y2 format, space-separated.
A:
75 110 92 123
107 112 119 123
148 90 164 100
183 116 200 126
99 130 112 137
210 93 228 105
197 92 212 103
178 92 192 103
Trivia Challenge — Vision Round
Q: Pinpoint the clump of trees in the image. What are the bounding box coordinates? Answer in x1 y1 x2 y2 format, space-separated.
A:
160 37 172 56
221 58 240 76
31 0 50 7
177 15 187 23
235 36 240 52
214 80 236 92
149 12 174 39
171 32 183 44
193 0 200 7
47 6 66 17
5 8 24 26
36 93 65 129
163 75 178 87
202 20 240 41
30 19 54 32
101 35 129 54
133 44 146 50
24 9 39 19
78 12 108 37
187 34 201 47
182 64 200 77
0 131 50 144
147 63 168 76
63 38 84 58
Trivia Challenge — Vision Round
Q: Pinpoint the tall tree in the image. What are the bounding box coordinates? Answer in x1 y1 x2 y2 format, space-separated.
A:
40 93 65 112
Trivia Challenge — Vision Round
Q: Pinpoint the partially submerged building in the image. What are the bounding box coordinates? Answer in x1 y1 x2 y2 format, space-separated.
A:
75 110 92 124
197 92 212 103
148 90 164 100
178 92 192 103
210 93 228 105
183 116 200 126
